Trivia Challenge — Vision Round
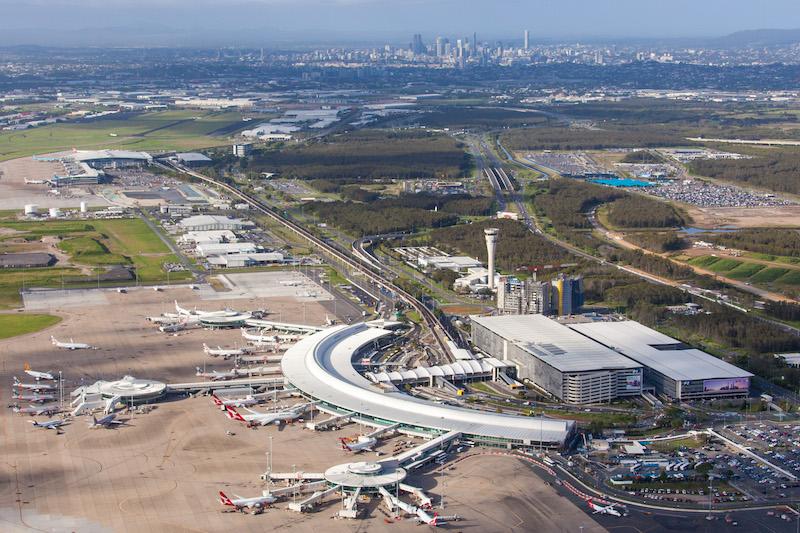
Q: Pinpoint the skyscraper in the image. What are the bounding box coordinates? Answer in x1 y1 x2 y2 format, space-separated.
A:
435 36 443 57
524 30 529 51
412 34 426 55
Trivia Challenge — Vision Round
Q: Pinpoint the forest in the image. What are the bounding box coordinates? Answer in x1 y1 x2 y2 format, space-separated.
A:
689 148 800 195
502 126 683 151
708 228 800 258
416 106 551 129
624 232 687 252
620 150 667 164
532 179 625 230
247 129 472 180
427 218 573 272
605 196 687 228
305 193 493 237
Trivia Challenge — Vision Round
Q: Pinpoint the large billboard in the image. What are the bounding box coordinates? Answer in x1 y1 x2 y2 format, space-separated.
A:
703 377 749 393
625 374 642 391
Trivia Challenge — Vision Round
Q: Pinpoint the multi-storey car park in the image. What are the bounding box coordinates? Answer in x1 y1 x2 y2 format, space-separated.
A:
569 320 753 401
470 314 644 404
280 322 576 450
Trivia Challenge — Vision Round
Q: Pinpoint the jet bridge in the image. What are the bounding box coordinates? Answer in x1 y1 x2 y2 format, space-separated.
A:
288 484 341 512
306 411 353 431
364 422 400 440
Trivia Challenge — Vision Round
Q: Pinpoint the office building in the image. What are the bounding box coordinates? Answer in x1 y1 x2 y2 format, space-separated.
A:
552 274 583 316
471 314 643 404
524 30 529 51
569 321 753 401
435 36 443 57
232 143 253 157
497 276 552 315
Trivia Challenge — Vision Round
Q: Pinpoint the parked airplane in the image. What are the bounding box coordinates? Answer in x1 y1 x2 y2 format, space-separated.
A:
30 419 66 431
159 322 186 333
340 435 377 453
279 280 302 286
89 413 124 429
13 392 56 403
13 404 59 416
218 490 276 512
226 403 313 427
13 377 56 391
203 344 249 358
240 328 277 344
51 336 93 350
175 300 238 318
195 367 238 381
24 366 55 381
324 314 336 327
211 393 259 409
587 500 622 517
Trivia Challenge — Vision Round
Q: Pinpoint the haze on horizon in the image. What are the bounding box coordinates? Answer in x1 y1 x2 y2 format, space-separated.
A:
2 0 800 47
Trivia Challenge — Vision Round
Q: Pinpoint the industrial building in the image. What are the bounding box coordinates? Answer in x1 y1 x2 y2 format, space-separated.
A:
471 314 643 404
195 242 258 257
178 215 249 231
206 252 285 268
174 152 212 166
282 323 575 449
569 321 752 400
232 143 253 157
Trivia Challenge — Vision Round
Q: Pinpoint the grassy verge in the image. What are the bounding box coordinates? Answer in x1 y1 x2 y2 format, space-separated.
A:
0 313 61 339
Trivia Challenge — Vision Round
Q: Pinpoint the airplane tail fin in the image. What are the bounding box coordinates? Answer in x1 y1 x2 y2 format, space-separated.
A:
24 362 31 371
228 407 246 422
432 512 438 526
211 393 221 405
219 491 234 506
340 438 350 451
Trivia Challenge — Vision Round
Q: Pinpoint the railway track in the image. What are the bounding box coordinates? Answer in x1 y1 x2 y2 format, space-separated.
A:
162 162 456 360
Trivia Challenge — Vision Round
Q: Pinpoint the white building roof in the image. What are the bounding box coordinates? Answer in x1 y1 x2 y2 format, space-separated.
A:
175 152 212 163
179 214 247 229
196 242 258 257
365 357 512 385
74 150 152 163
179 230 238 244
471 314 641 373
569 321 753 382
281 324 574 445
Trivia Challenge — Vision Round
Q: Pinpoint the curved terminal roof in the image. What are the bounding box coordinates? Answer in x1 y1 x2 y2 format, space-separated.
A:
366 357 511 385
282 324 574 446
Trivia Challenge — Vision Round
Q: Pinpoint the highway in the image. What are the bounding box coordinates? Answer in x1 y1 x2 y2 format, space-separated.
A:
161 162 457 361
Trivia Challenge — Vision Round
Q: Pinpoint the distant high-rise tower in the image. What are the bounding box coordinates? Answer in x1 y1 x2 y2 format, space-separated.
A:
435 36 443 57
484 228 499 290
473 32 478 55
524 30 529 51
412 33 425 55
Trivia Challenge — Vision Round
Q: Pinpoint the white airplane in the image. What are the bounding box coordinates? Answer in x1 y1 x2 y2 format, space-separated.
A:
587 499 622 517
203 344 249 358
160 322 185 333
175 300 238 318
89 413 124 429
13 404 60 416
24 368 55 381
324 314 336 327
227 403 313 427
51 336 93 350
13 392 56 403
279 280 302 286
30 419 66 431
211 393 259 409
13 377 56 391
24 178 47 184
240 328 277 344
196 367 238 381
340 435 377 453
218 490 276 512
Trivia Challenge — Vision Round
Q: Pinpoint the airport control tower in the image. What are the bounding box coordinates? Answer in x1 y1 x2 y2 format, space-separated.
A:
484 228 499 290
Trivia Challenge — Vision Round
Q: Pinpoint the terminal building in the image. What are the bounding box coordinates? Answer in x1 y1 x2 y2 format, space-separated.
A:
569 320 753 401
282 322 575 449
471 314 643 404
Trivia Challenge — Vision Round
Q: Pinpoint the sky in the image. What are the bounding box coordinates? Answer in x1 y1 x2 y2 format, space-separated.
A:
2 0 800 47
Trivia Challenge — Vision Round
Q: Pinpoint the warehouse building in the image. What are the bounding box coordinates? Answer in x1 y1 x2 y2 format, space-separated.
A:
0 253 56 268
569 321 752 401
178 215 249 231
471 314 643 404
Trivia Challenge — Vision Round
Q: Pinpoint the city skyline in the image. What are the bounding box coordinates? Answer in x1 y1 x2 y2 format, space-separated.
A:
1 0 800 47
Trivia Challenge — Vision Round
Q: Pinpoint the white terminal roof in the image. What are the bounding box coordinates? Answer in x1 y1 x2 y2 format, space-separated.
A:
74 150 152 162
282 323 574 445
366 357 511 385
569 321 753 382
471 314 641 373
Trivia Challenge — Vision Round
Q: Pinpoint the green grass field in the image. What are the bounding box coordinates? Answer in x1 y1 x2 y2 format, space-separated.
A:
0 313 61 339
0 217 190 308
686 255 800 288
0 110 248 161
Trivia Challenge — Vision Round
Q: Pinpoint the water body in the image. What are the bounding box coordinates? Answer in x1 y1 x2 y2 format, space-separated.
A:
679 226 739 235
589 177 654 187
